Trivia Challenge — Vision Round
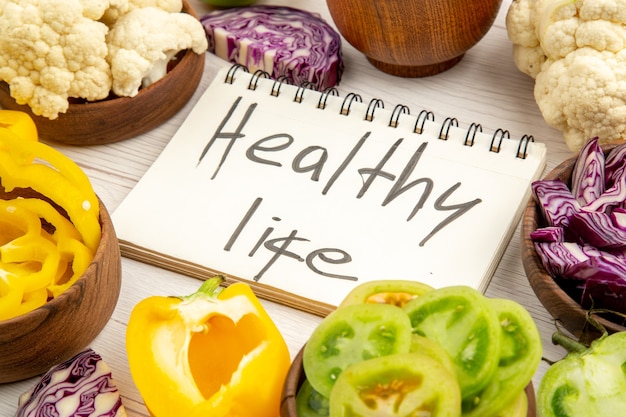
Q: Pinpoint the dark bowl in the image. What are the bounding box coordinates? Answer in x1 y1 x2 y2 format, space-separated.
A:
0 0 205 145
521 145 626 340
0 197 121 383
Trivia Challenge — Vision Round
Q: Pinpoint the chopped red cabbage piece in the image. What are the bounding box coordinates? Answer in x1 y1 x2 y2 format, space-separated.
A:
583 161 626 213
571 137 605 206
530 226 564 243
201 5 344 90
15 348 127 417
568 210 626 250
531 179 580 229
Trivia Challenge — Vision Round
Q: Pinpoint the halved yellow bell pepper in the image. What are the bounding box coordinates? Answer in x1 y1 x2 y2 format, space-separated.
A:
0 111 98 321
126 276 291 417
0 132 100 252
0 110 38 142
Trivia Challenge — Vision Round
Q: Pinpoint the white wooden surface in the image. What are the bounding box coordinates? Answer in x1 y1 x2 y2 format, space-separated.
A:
0 0 577 414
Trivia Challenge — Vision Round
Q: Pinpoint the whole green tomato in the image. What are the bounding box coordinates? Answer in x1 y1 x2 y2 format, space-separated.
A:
538 324 626 417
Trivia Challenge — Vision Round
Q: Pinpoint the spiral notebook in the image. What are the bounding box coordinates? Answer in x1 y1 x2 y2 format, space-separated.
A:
112 64 547 316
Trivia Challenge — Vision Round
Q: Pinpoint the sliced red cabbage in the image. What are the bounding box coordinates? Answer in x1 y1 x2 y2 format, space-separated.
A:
571 137 605 206
533 240 590 277
15 348 127 417
531 139 626 316
530 226 564 243
568 210 626 250
201 5 344 90
531 179 580 229
583 159 626 213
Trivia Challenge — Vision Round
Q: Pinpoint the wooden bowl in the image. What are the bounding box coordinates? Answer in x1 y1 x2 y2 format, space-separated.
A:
0 197 121 383
521 145 626 341
0 0 205 146
281 346 536 417
325 0 503 77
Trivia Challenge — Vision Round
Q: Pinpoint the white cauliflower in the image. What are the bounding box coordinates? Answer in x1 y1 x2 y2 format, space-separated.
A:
106 7 208 97
128 0 182 12
0 0 112 119
0 0 207 120
79 0 131 24
506 0 626 151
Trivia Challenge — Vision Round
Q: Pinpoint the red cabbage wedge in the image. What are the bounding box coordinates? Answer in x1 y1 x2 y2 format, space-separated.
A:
531 138 626 319
201 5 344 90
15 348 127 417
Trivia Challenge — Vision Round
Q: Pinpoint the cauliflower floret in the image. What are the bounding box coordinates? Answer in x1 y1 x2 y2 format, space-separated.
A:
128 0 182 12
106 7 207 97
512 44 547 78
0 0 112 119
507 0 626 151
535 47 626 151
79 0 130 24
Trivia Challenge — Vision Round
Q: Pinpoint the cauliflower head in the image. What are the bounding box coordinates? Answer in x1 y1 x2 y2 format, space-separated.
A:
106 7 208 97
506 0 626 151
0 0 112 120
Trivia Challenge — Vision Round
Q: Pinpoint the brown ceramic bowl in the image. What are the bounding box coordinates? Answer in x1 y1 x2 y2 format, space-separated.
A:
0 0 205 145
521 145 626 340
326 0 503 77
281 346 536 417
0 194 121 383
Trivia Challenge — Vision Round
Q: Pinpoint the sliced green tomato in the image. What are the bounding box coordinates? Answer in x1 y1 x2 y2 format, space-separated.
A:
461 298 542 417
409 334 457 378
339 280 434 308
402 286 501 401
537 331 626 417
296 379 329 417
329 352 461 417
303 303 412 398
494 389 527 417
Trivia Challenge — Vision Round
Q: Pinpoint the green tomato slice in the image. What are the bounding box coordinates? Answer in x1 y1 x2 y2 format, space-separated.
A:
462 298 542 417
402 286 501 401
537 331 626 417
339 279 434 308
303 303 412 398
493 389 527 417
409 334 457 378
329 352 462 417
296 379 330 417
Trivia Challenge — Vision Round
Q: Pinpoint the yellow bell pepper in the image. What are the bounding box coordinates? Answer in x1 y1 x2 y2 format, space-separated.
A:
0 111 98 321
0 110 38 142
0 123 100 252
126 276 291 417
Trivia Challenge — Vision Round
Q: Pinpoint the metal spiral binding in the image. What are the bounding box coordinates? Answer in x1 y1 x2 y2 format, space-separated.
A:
365 98 384 121
389 104 410 128
439 117 459 140
317 87 339 109
224 64 248 84
464 123 483 147
270 75 292 97
248 69 270 90
517 135 534 159
490 128 510 153
223 65 537 161
414 110 435 134
340 92 362 116
294 81 317 103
